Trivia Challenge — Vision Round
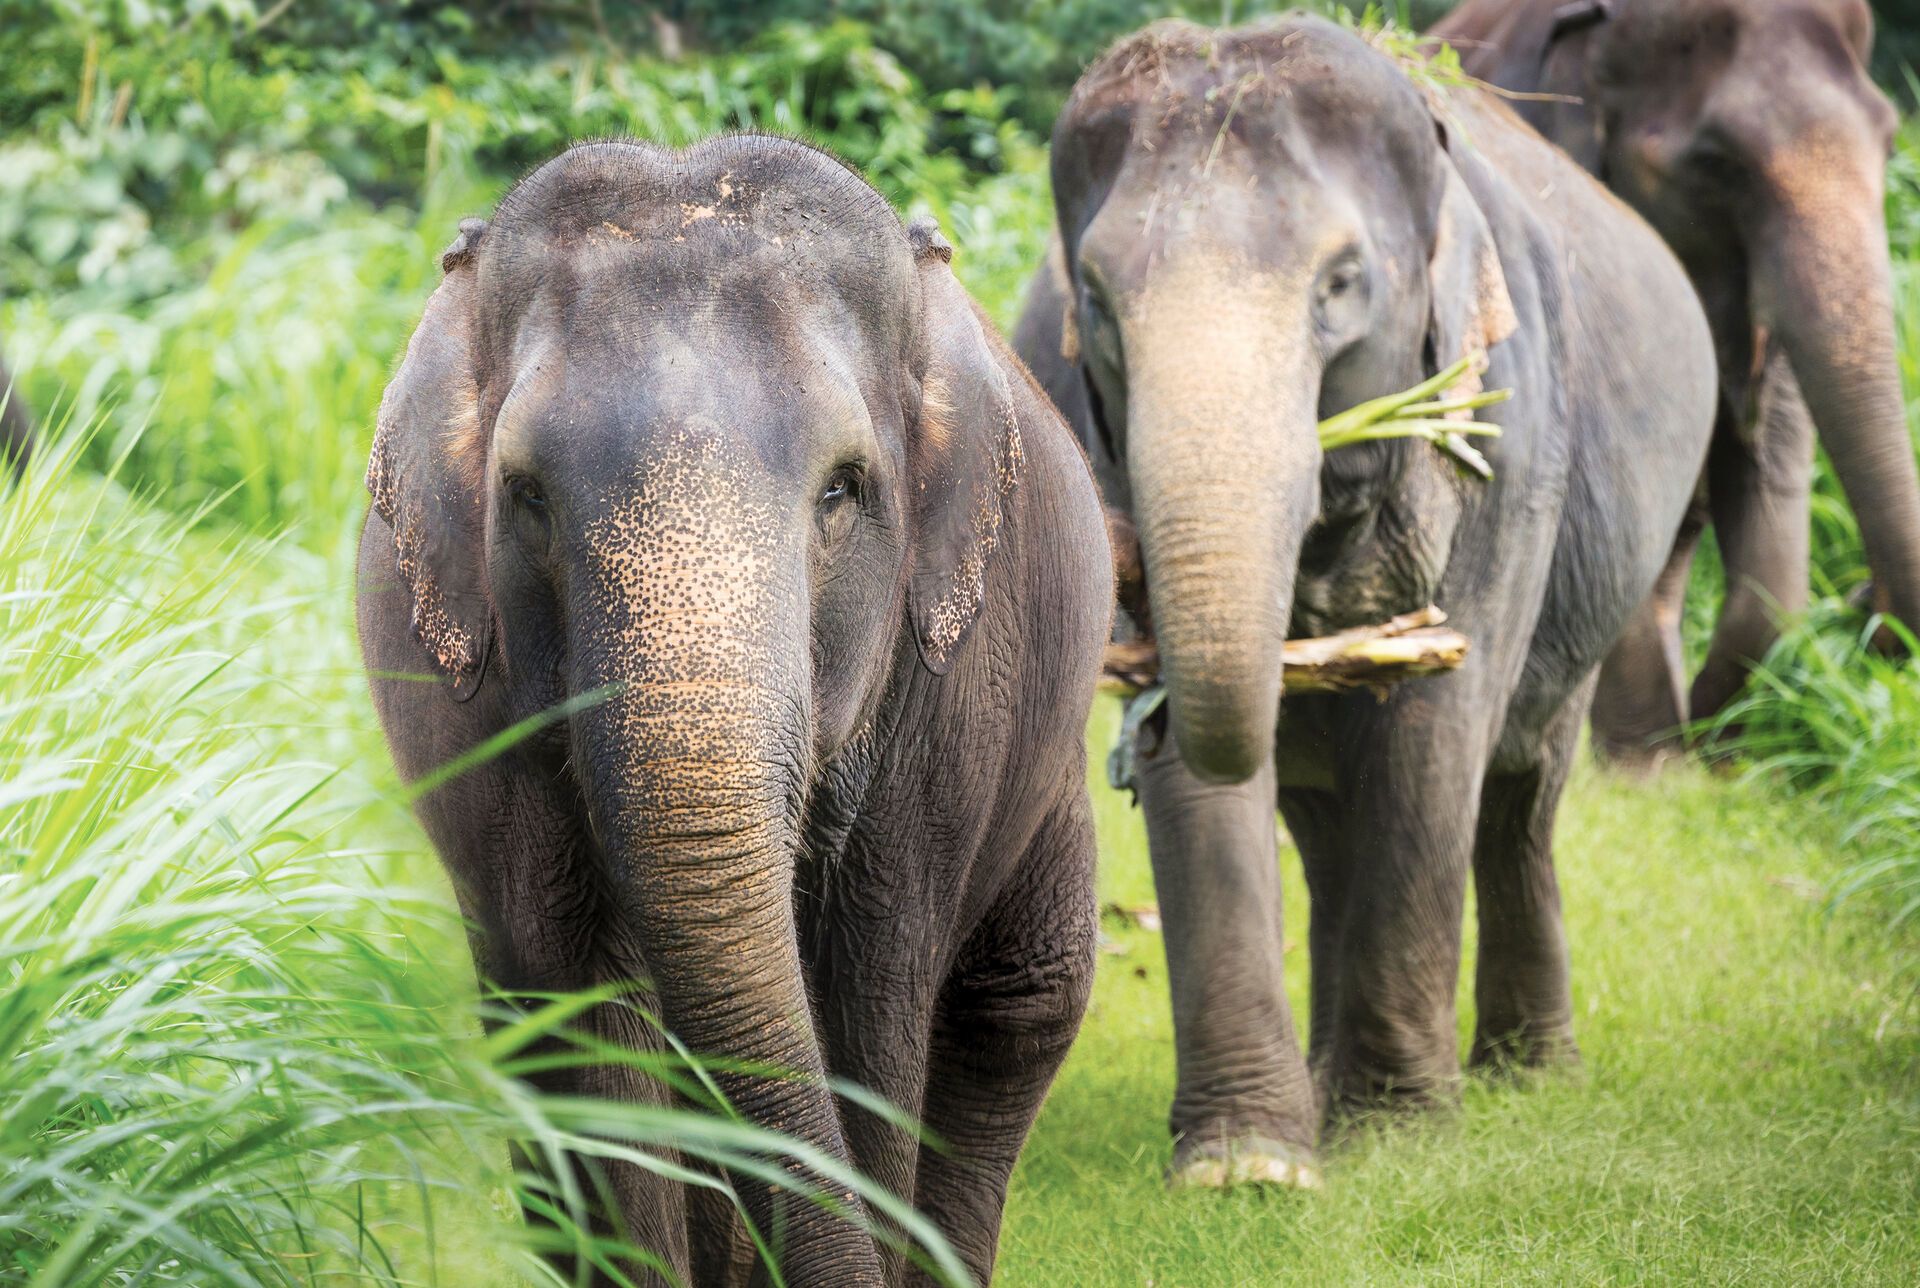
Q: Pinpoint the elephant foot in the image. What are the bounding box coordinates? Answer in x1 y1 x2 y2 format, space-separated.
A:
1167 1134 1321 1191
1468 1026 1581 1078
1590 734 1684 777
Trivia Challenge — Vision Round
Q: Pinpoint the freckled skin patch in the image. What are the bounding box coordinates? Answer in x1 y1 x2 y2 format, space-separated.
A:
579 436 798 829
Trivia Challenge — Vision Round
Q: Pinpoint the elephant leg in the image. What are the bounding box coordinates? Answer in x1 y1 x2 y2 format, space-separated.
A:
805 903 940 1283
1277 788 1348 1084
1690 368 1816 721
1137 726 1318 1187
1319 711 1485 1118
909 793 1097 1285
428 781 693 1287
1590 494 1705 767
1469 681 1590 1071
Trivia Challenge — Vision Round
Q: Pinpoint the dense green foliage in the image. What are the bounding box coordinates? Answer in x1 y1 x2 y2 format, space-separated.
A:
1 3 1917 1282
0 14 1047 538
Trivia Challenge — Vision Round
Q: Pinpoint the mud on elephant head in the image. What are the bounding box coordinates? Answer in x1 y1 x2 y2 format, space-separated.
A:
1048 16 1521 783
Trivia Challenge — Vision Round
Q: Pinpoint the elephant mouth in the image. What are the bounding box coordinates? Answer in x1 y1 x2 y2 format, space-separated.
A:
1289 522 1447 642
1289 579 1427 643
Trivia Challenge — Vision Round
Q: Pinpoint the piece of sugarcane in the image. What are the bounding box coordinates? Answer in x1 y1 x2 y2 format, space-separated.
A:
1100 607 1470 699
1318 352 1512 480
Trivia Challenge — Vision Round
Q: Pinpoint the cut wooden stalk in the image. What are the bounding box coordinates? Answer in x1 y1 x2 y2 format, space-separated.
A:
1100 606 1470 699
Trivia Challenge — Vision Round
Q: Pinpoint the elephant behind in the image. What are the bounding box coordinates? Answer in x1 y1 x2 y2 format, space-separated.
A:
1015 16 1715 1185
357 136 1112 1285
1433 0 1918 753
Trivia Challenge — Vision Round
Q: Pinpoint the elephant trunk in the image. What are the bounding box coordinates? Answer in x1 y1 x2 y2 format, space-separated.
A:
567 485 880 1283
1757 173 1920 635
1124 292 1320 784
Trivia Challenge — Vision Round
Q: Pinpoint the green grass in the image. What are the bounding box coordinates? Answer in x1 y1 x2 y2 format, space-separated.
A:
996 705 1920 1285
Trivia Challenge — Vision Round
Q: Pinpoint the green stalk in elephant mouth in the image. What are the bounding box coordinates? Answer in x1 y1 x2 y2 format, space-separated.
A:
1317 351 1512 480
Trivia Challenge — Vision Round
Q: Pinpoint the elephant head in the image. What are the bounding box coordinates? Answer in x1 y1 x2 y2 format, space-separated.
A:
1051 17 1517 783
366 137 1025 1274
1479 0 1920 630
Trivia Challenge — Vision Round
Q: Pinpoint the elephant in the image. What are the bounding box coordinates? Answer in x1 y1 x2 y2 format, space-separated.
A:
1433 0 1918 754
356 135 1112 1286
1013 15 1715 1184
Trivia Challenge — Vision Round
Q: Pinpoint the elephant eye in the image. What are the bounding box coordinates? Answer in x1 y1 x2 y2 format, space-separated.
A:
505 474 547 514
819 466 861 508
1319 253 1365 302
815 465 862 548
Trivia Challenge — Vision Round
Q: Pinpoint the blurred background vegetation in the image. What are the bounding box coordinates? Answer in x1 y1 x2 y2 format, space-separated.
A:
2 2 1917 1283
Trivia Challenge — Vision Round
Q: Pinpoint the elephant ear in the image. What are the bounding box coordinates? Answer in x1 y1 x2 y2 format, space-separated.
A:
1446 0 1610 170
366 217 494 699
1535 0 1612 171
1426 143 1519 395
906 215 1026 677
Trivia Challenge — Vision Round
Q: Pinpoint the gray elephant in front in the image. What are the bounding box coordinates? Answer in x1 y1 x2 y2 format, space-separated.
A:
358 136 1111 1284
1015 16 1715 1183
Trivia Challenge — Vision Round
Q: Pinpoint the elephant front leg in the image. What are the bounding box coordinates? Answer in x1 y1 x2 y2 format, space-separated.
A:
1691 362 1816 722
909 793 1098 1285
1137 726 1319 1188
1470 683 1587 1071
421 783 695 1287
1318 711 1484 1118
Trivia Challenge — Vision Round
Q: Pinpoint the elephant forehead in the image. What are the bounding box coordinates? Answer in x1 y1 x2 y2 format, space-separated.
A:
490 312 878 487
1112 248 1316 331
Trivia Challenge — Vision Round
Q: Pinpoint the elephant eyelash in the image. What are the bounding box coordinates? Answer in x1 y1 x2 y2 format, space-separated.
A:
1319 252 1366 301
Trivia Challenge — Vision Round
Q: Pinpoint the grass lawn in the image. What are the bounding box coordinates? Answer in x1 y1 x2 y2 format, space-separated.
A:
996 708 1920 1286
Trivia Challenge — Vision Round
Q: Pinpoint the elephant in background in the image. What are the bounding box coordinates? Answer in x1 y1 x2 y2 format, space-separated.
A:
357 136 1112 1285
1015 16 1714 1184
1434 0 1918 755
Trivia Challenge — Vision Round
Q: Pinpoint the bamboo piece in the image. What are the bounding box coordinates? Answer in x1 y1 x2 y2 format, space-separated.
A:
1099 606 1470 700
1317 353 1512 480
